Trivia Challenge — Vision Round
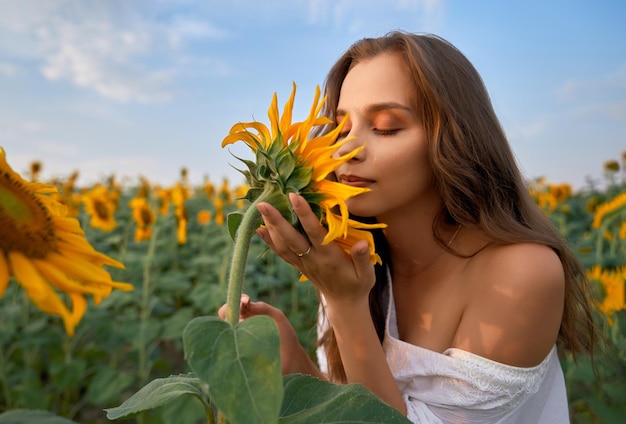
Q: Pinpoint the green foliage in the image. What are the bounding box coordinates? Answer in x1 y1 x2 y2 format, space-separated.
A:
0 188 312 423
183 316 283 423
0 409 79 424
1 176 625 423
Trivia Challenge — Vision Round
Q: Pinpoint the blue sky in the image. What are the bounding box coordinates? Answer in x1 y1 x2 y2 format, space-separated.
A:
1 0 625 190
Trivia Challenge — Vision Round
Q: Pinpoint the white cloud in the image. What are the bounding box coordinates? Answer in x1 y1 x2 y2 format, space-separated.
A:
557 64 626 100
506 118 549 140
0 0 232 103
304 0 444 29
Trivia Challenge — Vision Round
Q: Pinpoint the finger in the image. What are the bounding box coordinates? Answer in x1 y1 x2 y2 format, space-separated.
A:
245 300 283 320
218 303 227 320
218 294 251 321
351 239 376 281
257 202 312 257
288 193 328 246
256 227 277 251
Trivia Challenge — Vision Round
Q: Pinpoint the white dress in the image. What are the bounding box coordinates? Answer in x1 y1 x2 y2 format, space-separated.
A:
317 280 570 423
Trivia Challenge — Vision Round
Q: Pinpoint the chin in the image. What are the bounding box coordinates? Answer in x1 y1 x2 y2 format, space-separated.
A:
346 198 378 220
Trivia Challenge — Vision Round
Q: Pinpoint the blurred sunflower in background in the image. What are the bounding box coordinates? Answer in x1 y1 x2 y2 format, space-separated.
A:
129 196 156 242
0 147 133 336
82 184 118 231
222 83 385 265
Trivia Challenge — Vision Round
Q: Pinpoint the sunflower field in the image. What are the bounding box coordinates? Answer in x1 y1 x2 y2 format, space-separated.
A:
1 145 626 424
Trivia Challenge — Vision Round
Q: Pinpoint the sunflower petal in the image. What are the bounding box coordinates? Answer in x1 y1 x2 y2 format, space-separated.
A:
9 251 75 335
32 259 103 297
69 292 88 331
46 252 113 284
0 253 9 297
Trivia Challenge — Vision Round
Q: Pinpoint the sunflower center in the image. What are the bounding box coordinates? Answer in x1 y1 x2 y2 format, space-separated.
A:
93 198 111 220
0 171 56 258
140 207 153 226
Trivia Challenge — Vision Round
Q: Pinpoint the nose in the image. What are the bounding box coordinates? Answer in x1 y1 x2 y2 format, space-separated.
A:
333 130 365 161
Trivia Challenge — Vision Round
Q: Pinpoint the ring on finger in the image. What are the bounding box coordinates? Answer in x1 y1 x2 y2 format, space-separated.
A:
296 246 312 258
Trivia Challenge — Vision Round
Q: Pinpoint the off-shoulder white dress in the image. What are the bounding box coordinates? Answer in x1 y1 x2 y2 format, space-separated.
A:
317 280 570 423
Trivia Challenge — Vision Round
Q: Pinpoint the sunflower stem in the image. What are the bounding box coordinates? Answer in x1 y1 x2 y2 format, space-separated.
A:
224 195 265 326
224 181 293 326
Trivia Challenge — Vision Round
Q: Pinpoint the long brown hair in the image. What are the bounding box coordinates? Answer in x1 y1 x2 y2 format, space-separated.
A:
317 31 597 383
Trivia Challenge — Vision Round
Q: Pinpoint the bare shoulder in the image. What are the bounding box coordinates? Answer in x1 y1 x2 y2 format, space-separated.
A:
474 242 565 293
453 242 565 367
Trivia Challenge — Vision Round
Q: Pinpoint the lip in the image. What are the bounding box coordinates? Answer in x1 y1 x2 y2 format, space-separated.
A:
337 174 375 188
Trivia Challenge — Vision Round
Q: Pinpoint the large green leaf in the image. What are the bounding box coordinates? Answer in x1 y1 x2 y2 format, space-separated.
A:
0 410 78 424
105 374 208 420
183 315 283 424
279 374 411 423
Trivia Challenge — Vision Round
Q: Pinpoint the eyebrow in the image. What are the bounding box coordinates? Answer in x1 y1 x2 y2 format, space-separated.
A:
336 102 413 117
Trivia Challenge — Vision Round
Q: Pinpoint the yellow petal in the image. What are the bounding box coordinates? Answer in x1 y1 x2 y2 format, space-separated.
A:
46 251 113 283
32 259 103 297
9 251 75 335
56 238 125 269
0 253 9 298
279 83 297 138
53 216 85 235
109 280 134 291
69 292 87 331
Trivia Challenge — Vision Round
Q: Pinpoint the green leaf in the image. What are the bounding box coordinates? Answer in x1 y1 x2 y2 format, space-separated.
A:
183 315 283 424
87 366 136 405
0 410 78 424
227 212 244 240
161 307 195 341
583 397 626 424
105 374 208 420
279 374 411 423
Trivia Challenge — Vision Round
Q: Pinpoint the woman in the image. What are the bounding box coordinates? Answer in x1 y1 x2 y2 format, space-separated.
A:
220 31 597 422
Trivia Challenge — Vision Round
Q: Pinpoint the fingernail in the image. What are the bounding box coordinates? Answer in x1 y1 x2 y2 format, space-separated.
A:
289 192 300 207
257 203 268 215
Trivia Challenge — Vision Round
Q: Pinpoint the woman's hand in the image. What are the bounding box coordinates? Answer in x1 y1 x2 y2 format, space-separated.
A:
218 294 324 378
255 193 376 304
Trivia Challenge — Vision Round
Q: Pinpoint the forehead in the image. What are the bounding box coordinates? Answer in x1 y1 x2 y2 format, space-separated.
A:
338 52 412 112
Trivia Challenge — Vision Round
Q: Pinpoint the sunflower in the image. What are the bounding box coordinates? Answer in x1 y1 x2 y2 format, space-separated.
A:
171 183 189 244
82 184 118 231
213 197 225 226
197 209 212 225
129 196 156 242
222 83 385 264
592 191 626 229
587 265 625 325
0 147 132 336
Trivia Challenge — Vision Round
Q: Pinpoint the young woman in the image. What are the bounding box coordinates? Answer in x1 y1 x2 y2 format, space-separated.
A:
219 31 597 422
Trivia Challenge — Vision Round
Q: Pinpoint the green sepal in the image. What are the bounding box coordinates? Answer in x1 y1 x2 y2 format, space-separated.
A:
245 187 266 203
285 165 314 193
275 149 297 186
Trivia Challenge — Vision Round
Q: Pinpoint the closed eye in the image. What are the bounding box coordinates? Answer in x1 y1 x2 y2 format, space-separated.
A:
374 128 400 136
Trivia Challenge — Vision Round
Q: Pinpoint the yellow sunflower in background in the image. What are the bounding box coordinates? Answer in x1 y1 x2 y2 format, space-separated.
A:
197 209 212 225
129 196 156 242
171 182 189 244
0 147 133 336
222 83 385 264
82 184 118 231
587 265 625 326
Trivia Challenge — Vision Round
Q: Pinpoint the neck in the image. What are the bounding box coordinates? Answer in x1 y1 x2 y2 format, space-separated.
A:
386 223 461 278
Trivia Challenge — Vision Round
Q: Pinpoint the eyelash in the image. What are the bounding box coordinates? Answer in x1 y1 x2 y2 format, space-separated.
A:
374 128 399 136
337 128 399 139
